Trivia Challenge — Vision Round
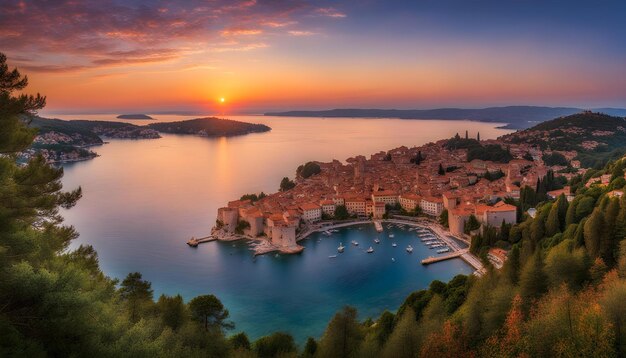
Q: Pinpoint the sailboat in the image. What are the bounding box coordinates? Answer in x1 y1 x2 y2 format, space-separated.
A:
367 246 374 253
338 243 345 253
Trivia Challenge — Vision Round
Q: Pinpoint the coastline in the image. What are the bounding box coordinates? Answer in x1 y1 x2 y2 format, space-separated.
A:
205 217 484 275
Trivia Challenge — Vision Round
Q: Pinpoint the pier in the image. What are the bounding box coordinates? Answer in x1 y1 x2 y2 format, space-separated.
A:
421 249 467 265
187 236 216 247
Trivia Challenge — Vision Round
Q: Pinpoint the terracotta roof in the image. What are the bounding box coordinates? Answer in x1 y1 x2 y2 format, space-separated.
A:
300 203 321 211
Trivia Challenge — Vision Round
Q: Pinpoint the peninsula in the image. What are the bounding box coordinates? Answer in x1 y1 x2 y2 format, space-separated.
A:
212 112 625 262
22 116 271 163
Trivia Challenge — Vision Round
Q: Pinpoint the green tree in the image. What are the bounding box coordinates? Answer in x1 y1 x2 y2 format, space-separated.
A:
189 294 233 332
229 332 252 350
556 193 569 231
464 214 481 234
279 177 296 191
584 208 605 258
302 337 317 357
519 251 548 314
544 241 589 290
502 245 521 284
120 272 154 322
334 205 349 220
545 204 561 237
254 332 297 358
439 209 449 227
297 161 321 178
156 294 187 330
381 308 420 358
317 306 363 358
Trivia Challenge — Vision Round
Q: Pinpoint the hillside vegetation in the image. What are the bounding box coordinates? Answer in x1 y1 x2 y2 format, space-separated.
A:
501 111 626 167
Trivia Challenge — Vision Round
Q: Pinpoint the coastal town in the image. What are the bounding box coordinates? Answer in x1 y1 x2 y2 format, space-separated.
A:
208 129 591 271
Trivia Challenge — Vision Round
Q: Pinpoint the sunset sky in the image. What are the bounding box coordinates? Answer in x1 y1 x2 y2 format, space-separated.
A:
2 0 625 114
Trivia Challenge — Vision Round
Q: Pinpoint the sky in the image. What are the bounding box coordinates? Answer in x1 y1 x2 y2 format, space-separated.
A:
1 0 626 114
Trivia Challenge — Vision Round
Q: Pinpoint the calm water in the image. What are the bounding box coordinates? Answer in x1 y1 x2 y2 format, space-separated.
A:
57 115 511 342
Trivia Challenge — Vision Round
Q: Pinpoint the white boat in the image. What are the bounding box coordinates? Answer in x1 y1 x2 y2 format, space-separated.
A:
389 234 395 238
329 255 338 258
391 258 396 262
374 238 381 244
367 247 374 253
323 231 332 236
437 248 450 254
338 243 345 253
392 243 397 247
406 245 414 253
351 240 359 246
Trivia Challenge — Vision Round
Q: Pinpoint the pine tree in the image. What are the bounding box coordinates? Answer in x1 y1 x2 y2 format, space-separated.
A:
317 306 364 358
477 132 480 141
438 163 445 175
381 308 420 358
465 130 468 139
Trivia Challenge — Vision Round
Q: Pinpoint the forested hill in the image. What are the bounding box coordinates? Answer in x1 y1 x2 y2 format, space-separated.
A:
265 106 626 129
500 111 626 167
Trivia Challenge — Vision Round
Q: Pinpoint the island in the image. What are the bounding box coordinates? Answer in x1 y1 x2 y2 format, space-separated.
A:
116 114 153 119
210 111 626 266
265 106 626 129
147 117 271 137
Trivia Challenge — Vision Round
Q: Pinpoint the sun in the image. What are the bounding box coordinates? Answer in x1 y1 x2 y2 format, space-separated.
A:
219 97 225 104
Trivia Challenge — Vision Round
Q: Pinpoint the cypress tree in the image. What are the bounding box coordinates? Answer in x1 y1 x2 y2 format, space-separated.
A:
584 208 605 258
565 197 578 226
545 204 561 237
556 193 569 231
519 251 548 314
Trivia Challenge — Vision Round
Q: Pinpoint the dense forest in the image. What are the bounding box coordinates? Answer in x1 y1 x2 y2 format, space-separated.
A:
5 53 626 357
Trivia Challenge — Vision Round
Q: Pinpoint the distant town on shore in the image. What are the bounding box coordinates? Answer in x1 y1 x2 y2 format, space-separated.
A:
213 111 626 262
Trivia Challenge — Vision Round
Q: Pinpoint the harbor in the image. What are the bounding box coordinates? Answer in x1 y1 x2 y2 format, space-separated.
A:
186 217 484 275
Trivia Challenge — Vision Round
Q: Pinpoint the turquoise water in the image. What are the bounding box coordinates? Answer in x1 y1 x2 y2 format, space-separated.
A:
58 115 505 342
140 223 472 342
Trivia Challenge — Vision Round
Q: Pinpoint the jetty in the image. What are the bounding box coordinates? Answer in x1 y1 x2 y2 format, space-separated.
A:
187 236 216 247
374 221 383 232
421 249 467 265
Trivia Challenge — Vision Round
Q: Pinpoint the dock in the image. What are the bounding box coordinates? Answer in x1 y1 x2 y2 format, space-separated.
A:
374 221 383 232
187 236 216 247
421 249 467 265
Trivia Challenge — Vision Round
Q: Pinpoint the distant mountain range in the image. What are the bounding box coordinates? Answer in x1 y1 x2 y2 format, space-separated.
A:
265 106 626 129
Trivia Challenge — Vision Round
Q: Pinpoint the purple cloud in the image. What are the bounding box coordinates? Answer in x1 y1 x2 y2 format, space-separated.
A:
0 0 345 72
